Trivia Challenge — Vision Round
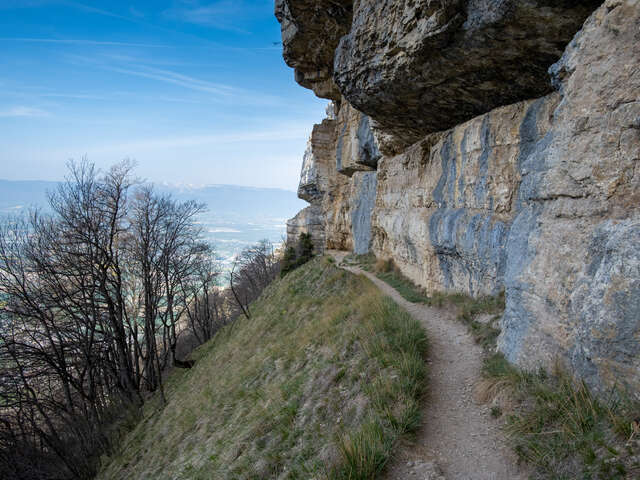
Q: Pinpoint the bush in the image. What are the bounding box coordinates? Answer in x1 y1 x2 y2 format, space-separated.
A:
374 257 394 274
281 233 314 276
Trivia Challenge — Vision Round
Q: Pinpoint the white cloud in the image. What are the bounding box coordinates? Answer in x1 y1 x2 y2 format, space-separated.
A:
0 106 50 117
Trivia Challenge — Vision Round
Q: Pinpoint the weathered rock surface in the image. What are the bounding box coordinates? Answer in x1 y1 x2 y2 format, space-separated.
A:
351 171 377 254
286 116 357 253
372 95 559 296
372 0 640 390
277 0 601 148
498 0 640 391
334 0 602 147
297 118 336 204
335 100 381 176
281 0 640 393
274 0 352 100
286 205 325 252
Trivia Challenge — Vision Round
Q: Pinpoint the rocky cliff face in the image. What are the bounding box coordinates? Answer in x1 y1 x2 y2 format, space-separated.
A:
278 0 640 393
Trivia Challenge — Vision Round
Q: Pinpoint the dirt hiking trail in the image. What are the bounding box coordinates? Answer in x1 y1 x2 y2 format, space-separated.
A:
330 251 528 480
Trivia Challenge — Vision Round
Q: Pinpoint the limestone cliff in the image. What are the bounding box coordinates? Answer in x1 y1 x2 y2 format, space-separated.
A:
278 0 640 393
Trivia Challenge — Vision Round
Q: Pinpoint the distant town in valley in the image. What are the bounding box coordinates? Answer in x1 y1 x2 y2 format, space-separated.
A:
0 178 305 273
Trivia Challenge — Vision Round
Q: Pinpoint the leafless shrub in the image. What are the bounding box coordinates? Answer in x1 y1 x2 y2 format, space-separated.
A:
229 239 280 319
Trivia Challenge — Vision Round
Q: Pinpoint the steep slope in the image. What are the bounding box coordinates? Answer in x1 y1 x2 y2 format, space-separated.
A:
97 258 427 480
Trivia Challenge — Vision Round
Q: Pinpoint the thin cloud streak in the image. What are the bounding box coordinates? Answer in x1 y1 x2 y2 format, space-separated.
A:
163 1 254 34
106 65 237 97
39 92 107 100
0 37 169 48
0 106 50 117
64 1 131 21
91 127 311 153
92 61 286 106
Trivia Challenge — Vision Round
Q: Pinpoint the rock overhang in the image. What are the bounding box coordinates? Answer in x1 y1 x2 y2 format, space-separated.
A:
276 0 603 148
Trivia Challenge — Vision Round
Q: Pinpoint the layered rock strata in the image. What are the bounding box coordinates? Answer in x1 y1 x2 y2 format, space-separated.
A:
286 110 380 254
279 0 640 392
372 95 559 297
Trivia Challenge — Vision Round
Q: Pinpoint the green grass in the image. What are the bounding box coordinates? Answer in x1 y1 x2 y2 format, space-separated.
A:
97 257 428 480
428 290 504 350
347 252 640 479
345 254 431 304
345 253 504 350
481 354 640 480
375 270 431 304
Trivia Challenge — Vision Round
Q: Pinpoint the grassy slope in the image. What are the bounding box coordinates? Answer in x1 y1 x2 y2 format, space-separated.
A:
348 252 640 479
98 257 427 480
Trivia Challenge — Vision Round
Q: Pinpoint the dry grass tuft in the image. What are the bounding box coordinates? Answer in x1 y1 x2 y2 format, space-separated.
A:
97 257 427 480
482 353 640 479
374 258 394 274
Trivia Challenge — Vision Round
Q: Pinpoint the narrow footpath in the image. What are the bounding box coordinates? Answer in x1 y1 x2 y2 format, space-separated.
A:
330 251 528 480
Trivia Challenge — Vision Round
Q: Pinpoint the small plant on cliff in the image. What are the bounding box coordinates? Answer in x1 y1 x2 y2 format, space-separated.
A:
427 290 505 350
281 246 297 275
374 257 394 273
281 232 314 276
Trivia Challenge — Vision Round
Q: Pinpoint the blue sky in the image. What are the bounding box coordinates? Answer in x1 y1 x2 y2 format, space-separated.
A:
0 0 327 190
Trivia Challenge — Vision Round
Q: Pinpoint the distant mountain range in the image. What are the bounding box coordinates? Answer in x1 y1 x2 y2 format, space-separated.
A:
0 179 60 214
0 179 307 268
0 179 306 223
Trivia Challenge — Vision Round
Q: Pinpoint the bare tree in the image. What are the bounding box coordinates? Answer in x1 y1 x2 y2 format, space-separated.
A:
0 160 218 479
229 239 280 319
0 160 139 478
127 185 207 392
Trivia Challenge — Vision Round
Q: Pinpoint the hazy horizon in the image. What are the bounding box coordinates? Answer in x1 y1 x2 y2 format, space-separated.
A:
0 177 307 272
0 176 300 192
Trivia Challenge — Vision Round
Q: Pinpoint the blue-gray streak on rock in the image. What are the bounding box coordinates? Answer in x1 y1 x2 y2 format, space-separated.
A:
279 0 640 393
351 171 377 255
429 208 510 296
429 114 510 296
335 121 348 172
356 114 382 168
498 97 553 363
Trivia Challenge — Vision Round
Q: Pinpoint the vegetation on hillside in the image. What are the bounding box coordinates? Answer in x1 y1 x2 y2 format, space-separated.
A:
0 160 281 479
480 354 640 479
98 258 428 480
347 252 640 479
345 254 429 304
281 232 314 277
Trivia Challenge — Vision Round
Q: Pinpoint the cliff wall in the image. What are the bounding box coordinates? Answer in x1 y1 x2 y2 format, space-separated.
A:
278 0 640 392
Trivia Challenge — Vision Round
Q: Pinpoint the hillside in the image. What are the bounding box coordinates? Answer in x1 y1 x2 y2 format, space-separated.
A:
97 258 427 479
